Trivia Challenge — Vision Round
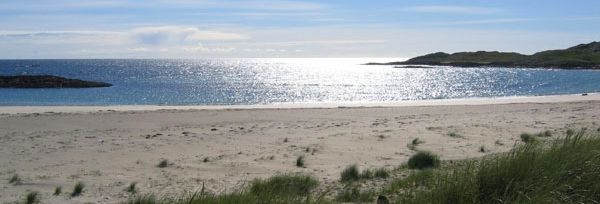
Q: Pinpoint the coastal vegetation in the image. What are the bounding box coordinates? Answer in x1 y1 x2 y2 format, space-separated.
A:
125 174 319 204
335 186 375 203
122 128 600 204
407 151 440 169
340 165 390 183
340 165 360 182
447 132 463 138
407 138 424 151
53 186 62 196
8 174 20 185
126 182 138 194
519 131 553 143
368 41 600 69
157 159 170 168
71 182 85 197
23 191 40 204
295 155 305 168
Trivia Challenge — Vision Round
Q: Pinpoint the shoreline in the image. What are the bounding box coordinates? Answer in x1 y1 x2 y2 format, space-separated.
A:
1 92 598 114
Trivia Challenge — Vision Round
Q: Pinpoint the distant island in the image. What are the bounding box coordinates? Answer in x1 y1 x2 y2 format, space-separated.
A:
367 41 600 69
0 75 112 88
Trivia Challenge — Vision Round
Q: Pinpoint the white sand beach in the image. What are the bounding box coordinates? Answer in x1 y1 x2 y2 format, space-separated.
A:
1 94 600 203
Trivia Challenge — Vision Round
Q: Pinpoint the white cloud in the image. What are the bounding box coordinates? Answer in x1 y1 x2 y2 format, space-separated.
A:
405 5 501 15
129 26 248 46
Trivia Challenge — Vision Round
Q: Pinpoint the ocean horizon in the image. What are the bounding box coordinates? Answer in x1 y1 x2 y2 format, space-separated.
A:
1 58 600 106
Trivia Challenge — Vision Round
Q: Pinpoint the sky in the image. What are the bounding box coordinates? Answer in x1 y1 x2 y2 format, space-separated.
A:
1 0 599 59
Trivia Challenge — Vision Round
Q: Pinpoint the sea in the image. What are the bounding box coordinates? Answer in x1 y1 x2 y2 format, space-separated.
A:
1 58 600 106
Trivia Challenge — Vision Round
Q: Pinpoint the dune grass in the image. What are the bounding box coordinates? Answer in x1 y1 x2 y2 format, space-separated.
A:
374 168 390 179
53 186 62 196
479 145 486 153
407 138 425 151
520 133 536 143
23 191 40 204
126 174 321 204
392 129 600 204
520 130 553 143
340 165 390 182
447 132 463 138
124 128 600 204
126 182 138 194
249 174 318 197
340 165 360 182
157 159 170 168
335 186 375 203
8 173 20 185
71 182 85 197
407 151 440 169
296 155 305 168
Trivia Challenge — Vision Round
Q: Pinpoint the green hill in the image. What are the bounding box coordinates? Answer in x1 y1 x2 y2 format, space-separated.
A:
368 42 600 69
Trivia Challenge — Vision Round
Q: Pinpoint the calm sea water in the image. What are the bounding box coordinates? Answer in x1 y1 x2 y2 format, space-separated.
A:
1 58 599 106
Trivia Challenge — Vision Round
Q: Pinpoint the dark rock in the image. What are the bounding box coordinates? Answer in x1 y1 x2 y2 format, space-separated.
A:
0 75 112 88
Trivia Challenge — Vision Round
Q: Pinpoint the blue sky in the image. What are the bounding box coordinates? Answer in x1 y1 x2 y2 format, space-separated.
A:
1 0 599 58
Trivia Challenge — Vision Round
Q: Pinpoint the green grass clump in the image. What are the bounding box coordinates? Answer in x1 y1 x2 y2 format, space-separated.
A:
447 132 463 138
394 129 600 204
126 194 160 204
479 145 486 153
340 165 390 182
407 138 424 151
157 159 169 168
126 174 320 204
335 186 375 203
407 151 440 170
340 165 360 182
382 170 434 194
249 174 319 197
296 155 305 168
374 168 390 179
23 191 40 204
8 173 20 185
71 182 85 197
521 130 553 143
126 182 138 194
520 133 536 143
53 186 62 196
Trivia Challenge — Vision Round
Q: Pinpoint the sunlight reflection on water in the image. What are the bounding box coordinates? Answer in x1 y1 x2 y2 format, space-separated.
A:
0 58 599 105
